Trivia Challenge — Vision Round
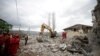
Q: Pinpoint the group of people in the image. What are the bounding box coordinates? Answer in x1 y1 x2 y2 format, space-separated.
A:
0 31 66 56
0 32 20 56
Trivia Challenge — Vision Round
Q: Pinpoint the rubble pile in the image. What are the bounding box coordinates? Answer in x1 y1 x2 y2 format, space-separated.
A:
88 0 100 56
17 35 86 56
15 0 100 56
67 36 92 56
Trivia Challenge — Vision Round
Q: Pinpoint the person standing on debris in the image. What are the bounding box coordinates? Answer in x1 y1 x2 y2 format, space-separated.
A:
8 33 20 56
62 31 67 41
25 34 28 45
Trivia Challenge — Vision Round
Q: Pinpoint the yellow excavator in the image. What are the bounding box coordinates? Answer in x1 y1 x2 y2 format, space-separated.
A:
39 23 56 38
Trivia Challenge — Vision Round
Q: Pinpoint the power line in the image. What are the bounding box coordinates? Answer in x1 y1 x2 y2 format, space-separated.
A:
15 0 19 20
15 0 21 31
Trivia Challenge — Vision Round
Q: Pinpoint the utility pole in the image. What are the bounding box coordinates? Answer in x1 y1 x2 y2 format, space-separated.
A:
19 24 21 32
52 12 56 32
28 26 31 35
48 13 51 26
47 12 56 32
15 0 21 32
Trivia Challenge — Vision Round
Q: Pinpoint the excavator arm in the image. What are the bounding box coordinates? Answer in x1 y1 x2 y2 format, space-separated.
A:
40 23 56 38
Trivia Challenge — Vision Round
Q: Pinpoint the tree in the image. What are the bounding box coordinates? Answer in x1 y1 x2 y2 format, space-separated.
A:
0 19 12 32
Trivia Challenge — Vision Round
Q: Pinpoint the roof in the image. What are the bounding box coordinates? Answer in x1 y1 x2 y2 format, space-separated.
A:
63 24 92 31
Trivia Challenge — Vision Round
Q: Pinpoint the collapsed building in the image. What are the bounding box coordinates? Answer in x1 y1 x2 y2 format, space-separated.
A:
88 0 100 56
63 24 92 37
17 0 99 56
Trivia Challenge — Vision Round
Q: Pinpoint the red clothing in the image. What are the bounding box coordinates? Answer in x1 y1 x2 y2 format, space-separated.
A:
4 36 10 56
8 36 20 56
0 34 4 46
5 35 10 46
62 32 67 40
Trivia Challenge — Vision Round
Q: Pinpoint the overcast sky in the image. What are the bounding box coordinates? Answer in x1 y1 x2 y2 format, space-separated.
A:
0 0 97 32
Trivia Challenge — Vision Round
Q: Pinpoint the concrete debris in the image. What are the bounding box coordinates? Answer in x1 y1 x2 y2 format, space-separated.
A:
59 44 67 51
17 35 89 56
36 36 44 42
66 36 93 56
88 0 100 56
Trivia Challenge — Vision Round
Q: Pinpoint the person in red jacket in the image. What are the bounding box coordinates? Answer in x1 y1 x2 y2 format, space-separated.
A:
4 33 10 56
0 32 5 56
8 33 20 56
62 31 67 40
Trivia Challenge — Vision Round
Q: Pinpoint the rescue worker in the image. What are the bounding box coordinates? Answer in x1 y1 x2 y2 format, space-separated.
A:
0 32 5 56
62 31 67 41
8 33 20 56
25 34 28 45
4 33 10 56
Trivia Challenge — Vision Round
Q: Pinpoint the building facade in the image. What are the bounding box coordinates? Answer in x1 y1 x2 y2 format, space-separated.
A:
63 24 92 38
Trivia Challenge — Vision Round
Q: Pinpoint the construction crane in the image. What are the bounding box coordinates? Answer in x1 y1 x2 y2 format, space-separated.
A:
40 23 56 38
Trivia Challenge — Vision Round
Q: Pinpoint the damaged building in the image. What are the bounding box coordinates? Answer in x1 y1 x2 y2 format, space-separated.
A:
88 0 100 56
63 24 92 37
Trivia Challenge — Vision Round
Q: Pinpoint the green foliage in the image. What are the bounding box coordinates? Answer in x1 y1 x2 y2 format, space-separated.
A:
0 19 12 32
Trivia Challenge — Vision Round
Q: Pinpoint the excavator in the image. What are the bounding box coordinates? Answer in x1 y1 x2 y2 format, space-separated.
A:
39 23 56 38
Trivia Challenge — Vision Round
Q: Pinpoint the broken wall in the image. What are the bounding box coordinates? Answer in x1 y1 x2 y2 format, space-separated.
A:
89 0 100 56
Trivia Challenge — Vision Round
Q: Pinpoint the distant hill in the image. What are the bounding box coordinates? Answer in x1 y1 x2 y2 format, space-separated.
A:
10 30 39 36
10 30 62 37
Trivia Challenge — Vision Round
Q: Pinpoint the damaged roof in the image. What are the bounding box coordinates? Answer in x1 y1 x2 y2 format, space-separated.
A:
63 24 92 31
